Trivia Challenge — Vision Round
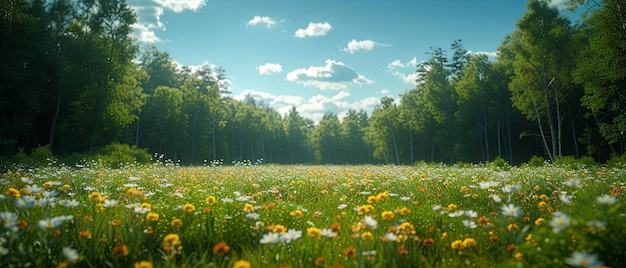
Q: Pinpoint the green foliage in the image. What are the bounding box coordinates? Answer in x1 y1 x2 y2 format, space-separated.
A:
92 143 151 168
554 155 597 169
489 156 511 170
605 154 626 169
13 145 55 166
526 155 545 167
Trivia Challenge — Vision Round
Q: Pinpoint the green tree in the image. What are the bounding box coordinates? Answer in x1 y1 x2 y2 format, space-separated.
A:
507 0 576 162
365 97 401 164
312 112 341 163
142 86 184 158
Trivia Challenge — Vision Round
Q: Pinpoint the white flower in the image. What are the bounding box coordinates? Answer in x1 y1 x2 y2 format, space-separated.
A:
550 212 570 233
501 204 521 218
385 232 398 241
492 194 502 203
337 204 347 209
400 196 410 201
564 179 581 187
64 200 80 208
102 199 119 208
246 213 260 220
320 228 337 238
63 247 79 262
364 215 378 229
564 251 603 267
462 219 477 229
448 211 465 217
432 205 442 211
559 194 572 204
502 184 520 194
597 194 617 205
479 181 498 189
465 210 478 218
260 232 280 244
362 250 377 256
0 212 18 232
280 229 302 243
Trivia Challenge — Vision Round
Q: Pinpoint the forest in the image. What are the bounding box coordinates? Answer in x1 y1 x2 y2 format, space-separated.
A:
1 0 625 166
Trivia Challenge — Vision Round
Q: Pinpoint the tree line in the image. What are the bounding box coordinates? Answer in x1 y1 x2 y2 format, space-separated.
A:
1 0 625 165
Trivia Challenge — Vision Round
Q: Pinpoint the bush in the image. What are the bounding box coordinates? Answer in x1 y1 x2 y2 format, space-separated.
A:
93 143 151 168
13 145 55 167
605 154 626 168
554 155 597 169
489 156 511 170
526 155 545 167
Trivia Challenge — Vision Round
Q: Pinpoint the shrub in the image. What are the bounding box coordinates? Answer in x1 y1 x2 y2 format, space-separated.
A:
93 143 151 168
554 155 597 169
489 156 511 170
13 145 55 166
526 155 545 167
605 154 626 168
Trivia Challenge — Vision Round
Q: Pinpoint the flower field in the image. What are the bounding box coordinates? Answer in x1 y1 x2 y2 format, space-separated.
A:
1 161 624 268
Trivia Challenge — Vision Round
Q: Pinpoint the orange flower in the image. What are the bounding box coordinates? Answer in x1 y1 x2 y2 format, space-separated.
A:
478 216 490 226
314 257 326 266
343 247 357 257
422 238 435 246
213 241 231 254
112 244 129 256
79 230 92 239
330 223 341 233
397 245 409 257
110 219 121 227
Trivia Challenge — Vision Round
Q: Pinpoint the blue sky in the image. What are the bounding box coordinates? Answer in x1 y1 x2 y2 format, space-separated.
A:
128 0 574 123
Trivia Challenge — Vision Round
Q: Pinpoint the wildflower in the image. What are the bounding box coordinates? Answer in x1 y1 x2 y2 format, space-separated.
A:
182 203 196 212
462 219 477 229
367 196 377 204
134 261 153 268
515 252 524 260
64 200 80 208
79 230 92 239
162 233 181 254
478 216 490 226
171 219 183 228
550 212 570 233
103 199 119 208
381 210 394 220
447 203 457 211
0 211 18 232
364 215 377 229
146 212 159 222
423 238 435 246
88 192 102 201
272 224 287 234
337 204 347 209
399 222 415 234
290 209 304 218
448 210 465 217
280 229 302 243
465 210 478 218
112 244 129 256
5 188 20 198
597 194 617 205
535 218 545 226
397 207 411 215
343 246 357 257
538 201 547 209
462 238 477 248
361 231 374 240
213 241 231 254
63 247 79 262
314 256 326 266
398 244 409 257
140 203 151 210
507 223 520 232
243 203 254 212
14 196 34 209
559 194 572 204
233 260 251 268
110 219 121 227
38 216 70 229
501 204 521 218
307 227 321 238
376 192 389 201
260 232 280 244
451 240 464 250
330 223 341 233
564 251 604 268
321 228 337 239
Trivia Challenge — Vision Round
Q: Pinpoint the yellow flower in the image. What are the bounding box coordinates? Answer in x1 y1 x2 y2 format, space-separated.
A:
462 238 477 248
535 218 545 226
233 260 251 268
134 261 153 268
88 192 102 201
272 224 287 234
515 252 524 260
5 188 20 198
182 203 196 212
243 203 254 212
376 192 389 201
397 207 411 215
146 212 159 222
451 240 464 250
367 195 377 204
361 231 374 240
171 219 183 228
307 227 321 238
140 203 151 210
508 223 520 232
399 222 415 234
538 201 547 209
381 211 395 220
447 203 457 211
289 210 304 218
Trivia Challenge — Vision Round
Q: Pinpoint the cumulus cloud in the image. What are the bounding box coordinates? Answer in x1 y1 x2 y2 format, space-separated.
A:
386 57 421 85
342 39 391 54
246 16 277 28
258 63 283 75
128 0 207 43
294 22 332 38
467 50 499 60
286 59 373 90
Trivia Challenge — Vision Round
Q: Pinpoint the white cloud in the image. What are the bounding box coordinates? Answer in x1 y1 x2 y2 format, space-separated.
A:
377 89 389 95
246 16 277 28
342 39 390 54
258 63 283 75
286 59 373 90
128 0 207 43
294 22 332 38
467 50 499 60
232 89 379 124
386 57 421 85
548 0 567 8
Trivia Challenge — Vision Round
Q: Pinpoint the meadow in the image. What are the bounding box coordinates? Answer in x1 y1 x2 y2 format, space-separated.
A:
0 160 624 268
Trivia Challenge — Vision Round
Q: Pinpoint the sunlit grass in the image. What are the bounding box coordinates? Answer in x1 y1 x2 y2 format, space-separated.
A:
0 161 624 267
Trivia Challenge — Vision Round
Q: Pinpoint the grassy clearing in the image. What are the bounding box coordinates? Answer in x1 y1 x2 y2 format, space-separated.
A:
0 161 624 267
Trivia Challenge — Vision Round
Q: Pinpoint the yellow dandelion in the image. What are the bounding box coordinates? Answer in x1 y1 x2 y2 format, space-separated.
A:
535 218 545 226
462 238 477 248
171 219 183 228
381 211 395 220
182 203 196 212
233 260 251 268
243 203 254 212
146 212 159 222
307 227 321 238
451 240 464 250
272 224 287 234
361 231 374 240
447 203 457 211
290 210 304 218
5 188 20 198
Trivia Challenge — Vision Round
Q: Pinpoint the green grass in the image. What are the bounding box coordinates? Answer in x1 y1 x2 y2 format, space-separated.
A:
0 161 624 267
